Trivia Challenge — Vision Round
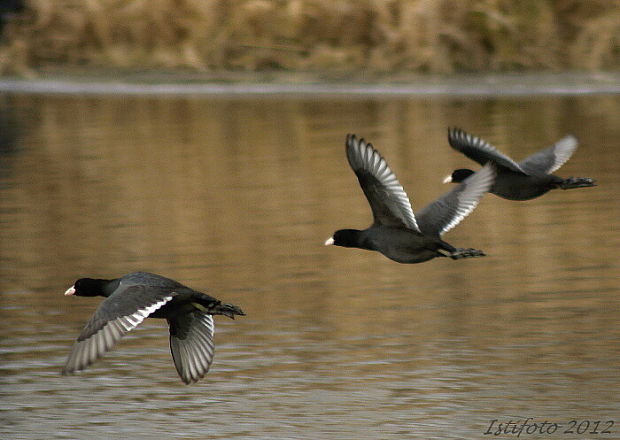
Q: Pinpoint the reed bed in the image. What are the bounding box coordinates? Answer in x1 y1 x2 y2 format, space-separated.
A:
1 0 619 74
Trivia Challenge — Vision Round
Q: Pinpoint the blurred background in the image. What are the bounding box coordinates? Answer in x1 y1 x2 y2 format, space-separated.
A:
0 0 619 75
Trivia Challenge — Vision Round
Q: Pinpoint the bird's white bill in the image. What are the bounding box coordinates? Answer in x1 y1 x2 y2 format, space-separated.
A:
64 286 76 296
324 237 335 246
442 174 453 184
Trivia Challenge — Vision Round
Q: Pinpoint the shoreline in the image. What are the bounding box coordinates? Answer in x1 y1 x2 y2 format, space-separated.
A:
1 72 619 97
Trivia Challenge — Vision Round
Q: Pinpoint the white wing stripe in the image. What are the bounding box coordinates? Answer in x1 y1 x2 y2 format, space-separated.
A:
115 296 173 332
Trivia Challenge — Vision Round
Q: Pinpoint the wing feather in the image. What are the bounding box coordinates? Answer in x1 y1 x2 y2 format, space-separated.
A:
448 128 525 174
416 163 495 236
63 288 173 375
346 134 420 231
169 312 215 384
518 135 578 175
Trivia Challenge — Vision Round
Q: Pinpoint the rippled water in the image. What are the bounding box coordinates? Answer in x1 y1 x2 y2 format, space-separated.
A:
1 88 619 439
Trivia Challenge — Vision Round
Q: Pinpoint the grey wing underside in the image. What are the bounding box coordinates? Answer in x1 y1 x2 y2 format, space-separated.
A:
346 134 420 232
518 135 578 175
448 128 525 174
63 285 174 375
416 163 496 236
169 312 215 384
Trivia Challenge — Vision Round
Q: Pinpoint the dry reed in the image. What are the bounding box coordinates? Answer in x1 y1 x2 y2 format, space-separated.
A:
0 0 619 75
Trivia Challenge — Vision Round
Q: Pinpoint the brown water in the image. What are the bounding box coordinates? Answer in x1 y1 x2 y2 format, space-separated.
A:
1 91 619 439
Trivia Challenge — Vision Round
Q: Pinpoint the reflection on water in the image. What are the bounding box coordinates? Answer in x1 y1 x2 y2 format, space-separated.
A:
1 91 619 439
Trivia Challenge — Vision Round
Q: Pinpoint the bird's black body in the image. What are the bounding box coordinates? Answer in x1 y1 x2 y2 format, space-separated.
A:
63 272 244 384
446 128 596 201
325 134 495 264
331 227 481 264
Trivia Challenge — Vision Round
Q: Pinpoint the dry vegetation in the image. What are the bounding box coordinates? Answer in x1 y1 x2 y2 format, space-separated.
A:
0 0 619 75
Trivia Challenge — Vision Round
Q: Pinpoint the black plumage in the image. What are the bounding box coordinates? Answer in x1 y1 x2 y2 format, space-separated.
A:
445 128 596 200
325 134 495 264
63 272 244 384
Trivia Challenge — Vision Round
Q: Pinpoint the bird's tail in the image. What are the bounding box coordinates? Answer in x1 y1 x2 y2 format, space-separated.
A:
560 177 596 189
450 248 486 259
214 302 245 319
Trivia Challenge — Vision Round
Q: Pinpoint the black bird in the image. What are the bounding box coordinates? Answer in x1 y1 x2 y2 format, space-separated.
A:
444 128 596 201
63 272 244 384
325 134 495 264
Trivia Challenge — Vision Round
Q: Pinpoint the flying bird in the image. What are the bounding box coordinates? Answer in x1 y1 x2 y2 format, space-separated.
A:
63 272 244 384
444 128 596 200
325 134 495 264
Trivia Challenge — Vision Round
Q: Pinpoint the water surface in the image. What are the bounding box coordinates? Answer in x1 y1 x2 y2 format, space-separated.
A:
1 90 619 439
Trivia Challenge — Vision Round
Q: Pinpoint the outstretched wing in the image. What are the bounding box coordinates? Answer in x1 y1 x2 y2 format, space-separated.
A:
169 312 215 384
518 135 578 175
63 284 174 375
416 163 495 236
448 128 525 174
346 134 420 231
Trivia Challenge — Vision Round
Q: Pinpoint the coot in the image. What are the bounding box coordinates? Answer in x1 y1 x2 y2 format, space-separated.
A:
325 134 495 264
62 272 244 384
444 128 596 200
